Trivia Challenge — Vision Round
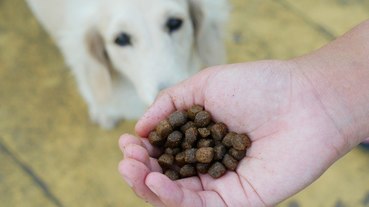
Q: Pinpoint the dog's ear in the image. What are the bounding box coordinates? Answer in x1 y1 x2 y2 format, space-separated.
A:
84 27 113 103
189 0 229 66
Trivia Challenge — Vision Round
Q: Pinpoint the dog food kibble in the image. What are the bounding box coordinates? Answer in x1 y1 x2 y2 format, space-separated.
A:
168 111 188 128
228 148 246 160
148 106 252 180
210 123 228 141
197 139 214 148
165 131 183 148
222 132 236 147
213 144 227 160
196 147 214 163
196 163 210 174
148 131 165 147
208 162 227 178
194 111 211 127
198 127 211 138
158 154 174 169
156 119 173 138
232 133 251 150
222 154 238 171
187 105 204 120
165 169 180 181
180 164 197 178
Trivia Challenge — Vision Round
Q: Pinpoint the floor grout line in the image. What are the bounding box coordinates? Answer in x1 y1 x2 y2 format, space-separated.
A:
0 137 64 207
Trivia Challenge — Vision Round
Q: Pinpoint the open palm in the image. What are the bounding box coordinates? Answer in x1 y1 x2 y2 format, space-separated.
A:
119 60 348 207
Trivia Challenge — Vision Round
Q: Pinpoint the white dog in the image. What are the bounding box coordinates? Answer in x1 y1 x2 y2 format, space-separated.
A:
26 0 228 129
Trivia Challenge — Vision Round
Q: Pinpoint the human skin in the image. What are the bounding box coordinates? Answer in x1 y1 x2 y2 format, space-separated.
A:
118 20 369 207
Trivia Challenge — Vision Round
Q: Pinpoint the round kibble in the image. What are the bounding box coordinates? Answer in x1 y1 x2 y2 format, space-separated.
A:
197 139 215 148
156 119 173 138
175 152 186 166
148 131 165 147
198 127 211 138
232 133 251 150
196 147 214 163
222 154 238 171
196 163 210 174
187 105 204 120
213 144 227 160
184 148 197 163
222 132 236 147
210 122 228 141
165 131 183 148
228 148 246 160
181 141 193 149
180 164 197 178
208 162 226 178
194 111 211 127
168 111 188 128
165 169 180 180
165 147 181 155
181 121 196 133
184 127 198 145
158 154 174 169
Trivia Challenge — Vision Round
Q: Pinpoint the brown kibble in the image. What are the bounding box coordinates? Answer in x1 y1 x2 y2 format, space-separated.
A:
184 127 198 145
181 141 193 149
196 147 214 163
208 162 226 178
194 111 211 127
187 105 204 120
158 154 174 169
232 133 251 150
148 131 165 147
198 127 211 138
165 147 181 155
228 148 246 160
180 121 196 133
196 163 210 174
165 169 180 180
156 119 173 138
222 154 238 171
213 144 227 160
222 132 236 147
180 164 197 178
184 148 197 163
175 152 186 166
210 123 228 141
197 139 215 148
165 131 183 148
168 111 188 128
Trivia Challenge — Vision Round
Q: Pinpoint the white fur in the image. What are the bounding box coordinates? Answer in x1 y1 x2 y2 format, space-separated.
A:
26 0 229 129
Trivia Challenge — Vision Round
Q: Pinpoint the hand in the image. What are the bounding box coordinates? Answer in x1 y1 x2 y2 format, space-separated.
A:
118 60 350 207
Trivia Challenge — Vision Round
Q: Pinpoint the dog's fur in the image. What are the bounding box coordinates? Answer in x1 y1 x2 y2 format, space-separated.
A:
26 0 228 128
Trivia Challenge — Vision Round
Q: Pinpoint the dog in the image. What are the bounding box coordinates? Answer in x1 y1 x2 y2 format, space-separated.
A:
26 0 229 129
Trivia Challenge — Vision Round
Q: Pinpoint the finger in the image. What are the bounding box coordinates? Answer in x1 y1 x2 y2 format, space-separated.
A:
146 172 226 207
123 143 162 172
119 134 161 157
135 68 215 137
176 177 204 192
118 159 164 207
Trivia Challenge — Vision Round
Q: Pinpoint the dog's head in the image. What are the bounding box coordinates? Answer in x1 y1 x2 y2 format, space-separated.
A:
86 0 228 105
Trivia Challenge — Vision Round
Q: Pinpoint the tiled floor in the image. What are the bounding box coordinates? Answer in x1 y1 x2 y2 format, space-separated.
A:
1 0 369 206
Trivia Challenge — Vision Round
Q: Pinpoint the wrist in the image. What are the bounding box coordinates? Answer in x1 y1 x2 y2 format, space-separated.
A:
292 20 369 149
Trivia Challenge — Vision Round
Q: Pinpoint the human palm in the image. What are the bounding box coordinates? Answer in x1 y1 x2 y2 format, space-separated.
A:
119 60 347 207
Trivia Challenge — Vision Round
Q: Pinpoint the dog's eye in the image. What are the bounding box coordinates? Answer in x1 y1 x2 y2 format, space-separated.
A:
114 32 131 46
166 18 183 33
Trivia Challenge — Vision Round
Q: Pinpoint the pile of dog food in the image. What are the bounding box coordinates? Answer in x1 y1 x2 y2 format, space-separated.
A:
148 105 251 180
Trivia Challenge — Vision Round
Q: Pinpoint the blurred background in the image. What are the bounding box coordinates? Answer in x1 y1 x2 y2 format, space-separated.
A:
1 0 369 206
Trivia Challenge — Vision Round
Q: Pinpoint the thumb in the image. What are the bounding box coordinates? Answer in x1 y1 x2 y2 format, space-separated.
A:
135 67 218 137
